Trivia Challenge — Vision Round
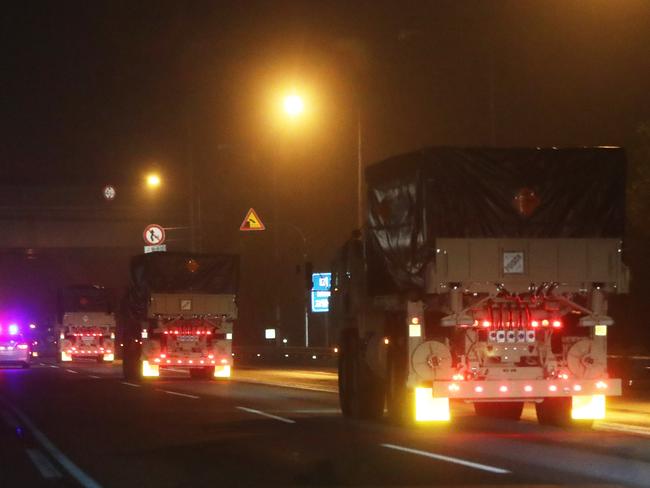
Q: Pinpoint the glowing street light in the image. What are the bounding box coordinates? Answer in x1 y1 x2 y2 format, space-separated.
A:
283 93 304 118
146 173 161 189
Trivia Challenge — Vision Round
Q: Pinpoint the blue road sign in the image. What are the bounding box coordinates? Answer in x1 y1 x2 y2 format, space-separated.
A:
311 273 331 313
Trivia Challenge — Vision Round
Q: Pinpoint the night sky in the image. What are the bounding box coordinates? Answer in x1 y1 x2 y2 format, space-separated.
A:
2 1 650 344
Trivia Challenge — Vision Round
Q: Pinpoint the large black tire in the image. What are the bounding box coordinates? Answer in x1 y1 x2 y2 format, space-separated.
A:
474 401 524 420
122 342 143 381
535 397 593 428
189 367 215 379
385 335 414 425
338 328 385 420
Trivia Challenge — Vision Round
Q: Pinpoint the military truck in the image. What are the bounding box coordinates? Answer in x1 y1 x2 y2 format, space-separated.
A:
57 285 116 363
121 252 238 381
330 147 628 426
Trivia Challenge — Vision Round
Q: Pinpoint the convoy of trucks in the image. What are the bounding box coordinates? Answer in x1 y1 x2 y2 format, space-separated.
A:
47 145 631 431
330 147 628 426
57 285 116 363
120 252 238 381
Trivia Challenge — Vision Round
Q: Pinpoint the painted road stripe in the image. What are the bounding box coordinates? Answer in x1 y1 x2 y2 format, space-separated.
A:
1 399 102 488
381 443 510 474
25 448 62 479
159 390 199 399
120 382 141 388
65 369 78 374
87 375 101 379
49 365 59 368
236 406 296 424
284 409 340 414
596 422 650 437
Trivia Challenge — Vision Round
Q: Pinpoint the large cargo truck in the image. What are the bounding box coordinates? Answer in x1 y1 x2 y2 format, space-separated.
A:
330 147 628 426
121 252 238 381
57 285 116 363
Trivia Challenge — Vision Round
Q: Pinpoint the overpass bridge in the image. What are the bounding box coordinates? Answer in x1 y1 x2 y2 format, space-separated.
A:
0 184 189 321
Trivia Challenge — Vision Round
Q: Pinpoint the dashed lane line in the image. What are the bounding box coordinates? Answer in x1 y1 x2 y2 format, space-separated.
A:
158 389 199 399
65 369 78 374
381 443 511 474
0 398 102 488
236 406 296 424
120 382 141 388
25 448 62 479
87 375 101 379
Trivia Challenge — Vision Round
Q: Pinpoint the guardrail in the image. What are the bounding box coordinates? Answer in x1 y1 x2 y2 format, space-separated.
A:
233 346 337 368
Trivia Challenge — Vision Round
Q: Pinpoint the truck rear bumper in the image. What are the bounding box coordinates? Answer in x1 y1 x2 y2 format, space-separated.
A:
431 378 621 399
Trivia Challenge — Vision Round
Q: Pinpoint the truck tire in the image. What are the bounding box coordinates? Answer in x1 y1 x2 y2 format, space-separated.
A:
122 342 142 382
474 401 524 420
535 397 593 428
386 340 414 425
338 328 384 420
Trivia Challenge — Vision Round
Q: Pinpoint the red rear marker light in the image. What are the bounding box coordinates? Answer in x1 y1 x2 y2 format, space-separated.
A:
596 381 608 390
208 354 214 359
552 320 562 329
220 359 228 364
160 354 166 358
154 358 161 363
541 319 549 327
482 320 491 328
499 385 508 393
531 320 539 328
474 386 483 393
524 385 533 392
549 385 558 392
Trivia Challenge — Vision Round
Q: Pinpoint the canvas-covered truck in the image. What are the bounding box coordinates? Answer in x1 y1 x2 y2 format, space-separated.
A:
57 285 116 363
121 252 238 381
331 147 628 426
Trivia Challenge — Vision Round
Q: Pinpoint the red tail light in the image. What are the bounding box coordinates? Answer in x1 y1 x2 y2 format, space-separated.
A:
482 320 491 328
531 320 539 328
552 319 562 329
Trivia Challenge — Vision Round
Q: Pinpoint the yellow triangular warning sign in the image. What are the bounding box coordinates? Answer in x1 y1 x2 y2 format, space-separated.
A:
239 208 266 231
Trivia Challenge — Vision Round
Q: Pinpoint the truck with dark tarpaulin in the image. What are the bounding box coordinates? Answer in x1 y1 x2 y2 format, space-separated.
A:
121 252 238 381
330 146 628 426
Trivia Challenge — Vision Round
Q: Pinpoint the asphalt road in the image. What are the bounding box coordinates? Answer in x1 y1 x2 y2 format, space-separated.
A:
2 360 650 487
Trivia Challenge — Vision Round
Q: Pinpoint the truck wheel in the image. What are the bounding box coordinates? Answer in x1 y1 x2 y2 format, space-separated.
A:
474 402 524 420
535 397 593 428
386 343 414 425
122 342 142 381
338 328 384 420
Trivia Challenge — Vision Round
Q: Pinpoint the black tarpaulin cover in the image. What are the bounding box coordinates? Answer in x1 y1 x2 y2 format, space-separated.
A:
365 147 626 293
129 252 239 299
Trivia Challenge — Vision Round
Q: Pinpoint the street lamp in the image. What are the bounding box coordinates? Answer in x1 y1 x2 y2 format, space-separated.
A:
283 93 305 118
146 173 161 189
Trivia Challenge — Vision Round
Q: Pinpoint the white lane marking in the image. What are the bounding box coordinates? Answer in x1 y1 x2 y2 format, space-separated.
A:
49 365 59 369
65 369 78 374
25 448 62 479
158 389 199 399
596 421 650 437
0 399 102 488
284 409 340 414
120 382 141 388
236 406 296 424
87 375 101 379
381 443 511 474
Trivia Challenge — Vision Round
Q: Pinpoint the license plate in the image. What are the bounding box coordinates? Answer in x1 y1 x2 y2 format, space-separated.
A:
178 335 198 342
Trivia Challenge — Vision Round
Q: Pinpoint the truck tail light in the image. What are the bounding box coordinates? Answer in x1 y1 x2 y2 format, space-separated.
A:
414 388 450 421
499 385 508 393
482 320 491 328
531 320 539 328
552 319 562 329
572 395 605 420
17 344 28 350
